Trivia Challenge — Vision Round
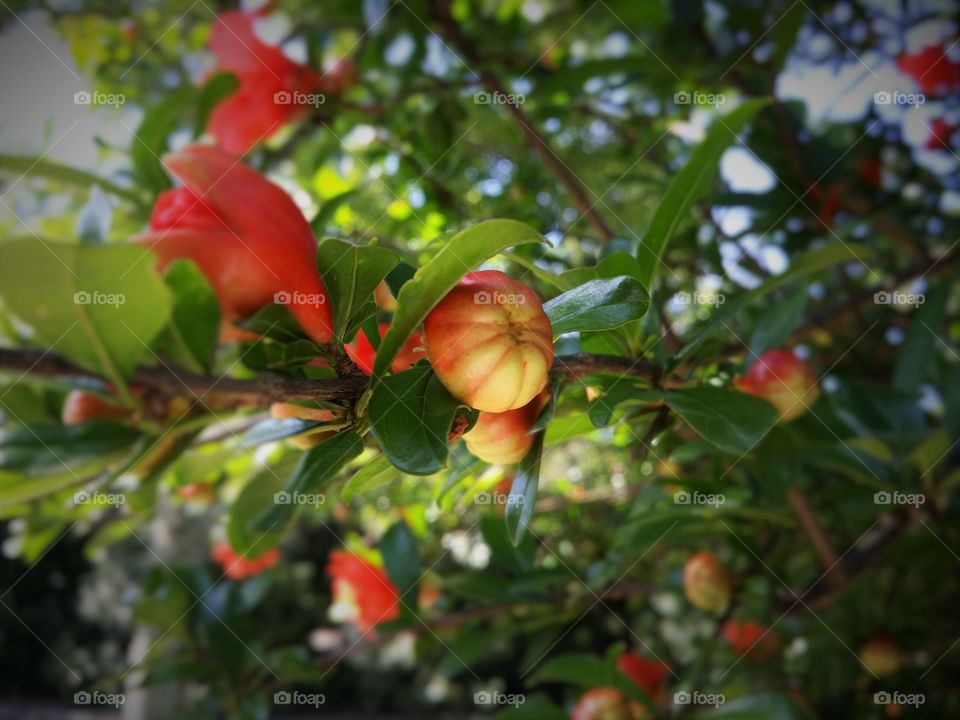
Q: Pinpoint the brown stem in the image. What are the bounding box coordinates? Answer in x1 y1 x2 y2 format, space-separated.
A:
0 348 661 410
787 487 846 585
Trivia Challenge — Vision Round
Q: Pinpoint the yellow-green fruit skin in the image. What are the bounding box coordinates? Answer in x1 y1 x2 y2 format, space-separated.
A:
683 551 732 614
424 271 553 413
463 390 550 464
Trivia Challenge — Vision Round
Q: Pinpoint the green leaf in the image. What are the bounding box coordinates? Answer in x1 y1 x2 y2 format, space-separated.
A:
154 260 220 373
194 72 240 136
692 693 815 719
252 431 363 532
242 418 323 446
0 422 139 477
380 520 420 597
491 693 565 720
505 430 545 545
672 242 873 368
588 385 663 427
637 99 769 287
544 276 649 335
480 514 537 574
373 219 546 378
317 238 399 342
368 366 462 475
0 472 86 508
227 463 295 558
236 303 309 343
341 453 397 500
529 653 611 687
892 283 949 395
0 240 172 396
0 154 143 203
131 87 194 194
666 386 778 455
748 286 807 361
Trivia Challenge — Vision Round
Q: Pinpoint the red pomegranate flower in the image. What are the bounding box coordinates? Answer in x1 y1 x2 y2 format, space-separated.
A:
139 144 334 344
326 550 400 633
616 652 670 700
211 542 280 580
722 619 780 659
897 44 960 96
344 323 426 375
207 10 325 155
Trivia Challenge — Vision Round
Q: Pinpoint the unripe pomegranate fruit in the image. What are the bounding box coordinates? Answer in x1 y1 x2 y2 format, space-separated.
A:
424 270 553 412
177 483 216 505
736 349 819 422
463 389 550 465
859 637 901 677
345 323 425 375
683 552 731 614
570 687 635 720
374 281 399 311
140 144 333 345
62 390 130 425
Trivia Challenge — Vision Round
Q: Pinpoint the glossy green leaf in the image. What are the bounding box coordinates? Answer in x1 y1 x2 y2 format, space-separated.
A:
748 286 807 361
588 385 663 427
252 431 363 531
505 430 545 545
368 366 461 475
666 386 778 455
317 238 399 342
380 520 420 597
544 276 649 335
672 242 873 368
154 260 219 373
637 99 769 287
341 453 397 500
372 219 545 378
